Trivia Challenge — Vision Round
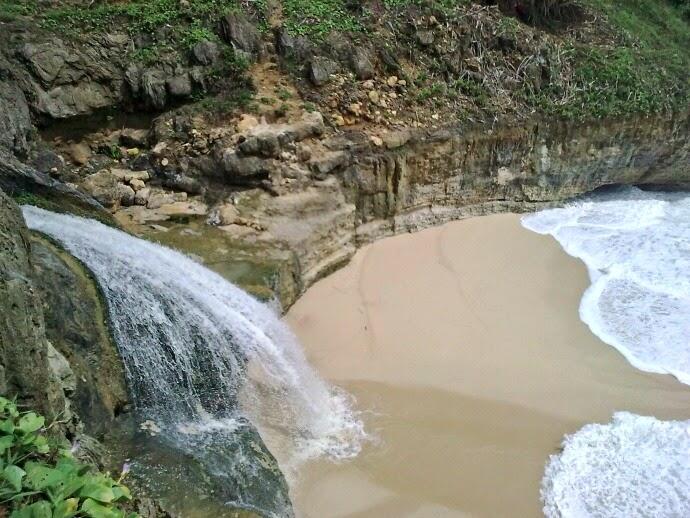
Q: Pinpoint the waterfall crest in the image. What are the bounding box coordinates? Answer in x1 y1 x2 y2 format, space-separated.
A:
22 206 364 512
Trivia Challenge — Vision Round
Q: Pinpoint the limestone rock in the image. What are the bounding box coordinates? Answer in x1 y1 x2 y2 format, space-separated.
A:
309 57 338 86
81 170 121 207
350 48 375 80
309 150 349 178
220 13 262 59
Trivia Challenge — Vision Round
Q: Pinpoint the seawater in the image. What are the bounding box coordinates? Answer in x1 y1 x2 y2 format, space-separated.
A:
523 187 690 517
522 187 690 383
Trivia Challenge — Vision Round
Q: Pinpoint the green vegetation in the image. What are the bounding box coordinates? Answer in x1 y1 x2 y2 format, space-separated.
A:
529 0 690 118
282 0 363 38
0 397 136 518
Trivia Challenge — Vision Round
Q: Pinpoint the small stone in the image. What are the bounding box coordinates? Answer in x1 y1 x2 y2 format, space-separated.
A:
161 158 169 167
69 143 92 166
398 79 407 87
370 135 383 147
368 90 381 104
348 102 363 116
362 80 375 90
333 114 346 126
386 76 398 87
126 147 140 157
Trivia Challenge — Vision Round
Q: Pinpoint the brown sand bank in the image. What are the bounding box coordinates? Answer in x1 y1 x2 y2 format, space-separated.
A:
285 213 690 518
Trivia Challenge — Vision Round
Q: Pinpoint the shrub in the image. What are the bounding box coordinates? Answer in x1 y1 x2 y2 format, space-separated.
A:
0 397 137 518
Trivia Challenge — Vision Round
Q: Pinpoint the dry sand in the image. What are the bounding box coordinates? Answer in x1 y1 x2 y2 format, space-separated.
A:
284 213 690 518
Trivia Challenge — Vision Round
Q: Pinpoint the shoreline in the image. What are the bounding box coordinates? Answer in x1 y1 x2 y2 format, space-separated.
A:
284 212 690 517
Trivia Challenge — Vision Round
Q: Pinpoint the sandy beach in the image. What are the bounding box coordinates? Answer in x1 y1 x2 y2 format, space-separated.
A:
284 213 690 518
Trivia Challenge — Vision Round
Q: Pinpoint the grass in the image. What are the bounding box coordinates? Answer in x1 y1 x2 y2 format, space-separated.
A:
525 0 690 119
282 0 363 38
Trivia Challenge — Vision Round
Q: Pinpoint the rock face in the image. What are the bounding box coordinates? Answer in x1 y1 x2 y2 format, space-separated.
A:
157 111 690 310
0 190 66 417
30 236 128 436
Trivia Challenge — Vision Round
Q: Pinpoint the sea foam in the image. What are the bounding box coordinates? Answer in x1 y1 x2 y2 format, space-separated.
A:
542 412 690 518
522 187 690 384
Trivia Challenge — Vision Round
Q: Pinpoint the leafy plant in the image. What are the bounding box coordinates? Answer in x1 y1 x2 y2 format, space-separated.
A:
0 397 137 518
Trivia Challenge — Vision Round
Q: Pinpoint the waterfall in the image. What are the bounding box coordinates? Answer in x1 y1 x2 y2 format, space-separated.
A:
22 206 364 513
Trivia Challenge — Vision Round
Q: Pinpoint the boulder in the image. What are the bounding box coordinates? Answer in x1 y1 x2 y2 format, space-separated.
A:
81 170 122 207
32 150 65 174
350 47 376 80
163 173 204 195
69 143 92 166
220 151 271 183
119 128 150 148
220 13 262 59
135 187 151 206
167 73 193 97
192 40 220 66
308 57 338 86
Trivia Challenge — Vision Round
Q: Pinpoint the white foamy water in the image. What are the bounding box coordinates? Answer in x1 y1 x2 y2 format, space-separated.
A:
542 412 690 518
522 187 690 383
22 206 364 475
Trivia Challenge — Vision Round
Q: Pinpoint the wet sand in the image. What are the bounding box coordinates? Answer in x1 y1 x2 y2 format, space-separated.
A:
284 213 690 518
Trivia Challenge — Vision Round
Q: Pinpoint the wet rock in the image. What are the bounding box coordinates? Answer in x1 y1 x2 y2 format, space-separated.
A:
220 13 262 59
46 343 76 395
31 236 128 433
192 40 220 65
0 190 66 418
309 57 338 86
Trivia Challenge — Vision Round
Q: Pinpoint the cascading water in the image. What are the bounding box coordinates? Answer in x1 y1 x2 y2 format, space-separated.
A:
22 206 365 515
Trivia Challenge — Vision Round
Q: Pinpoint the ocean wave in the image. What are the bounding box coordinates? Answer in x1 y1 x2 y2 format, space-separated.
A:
542 412 690 518
522 187 690 384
